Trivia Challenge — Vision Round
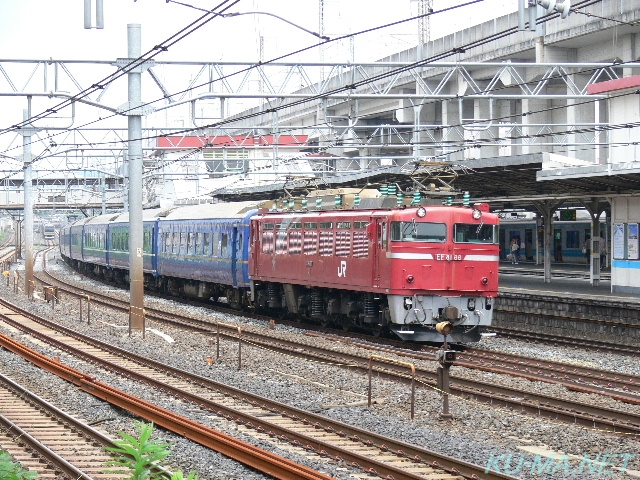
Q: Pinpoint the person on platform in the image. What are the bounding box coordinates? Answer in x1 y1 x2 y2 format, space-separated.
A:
600 234 607 268
510 238 519 264
583 235 591 264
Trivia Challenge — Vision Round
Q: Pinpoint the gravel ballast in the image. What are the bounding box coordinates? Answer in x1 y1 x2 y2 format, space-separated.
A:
1 253 638 480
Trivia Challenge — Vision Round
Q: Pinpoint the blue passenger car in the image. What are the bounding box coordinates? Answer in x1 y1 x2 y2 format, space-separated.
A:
105 210 160 275
59 223 72 260
156 202 259 305
59 202 262 309
82 214 111 267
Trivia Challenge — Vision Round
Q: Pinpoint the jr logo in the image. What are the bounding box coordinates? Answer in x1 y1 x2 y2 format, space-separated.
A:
338 260 347 277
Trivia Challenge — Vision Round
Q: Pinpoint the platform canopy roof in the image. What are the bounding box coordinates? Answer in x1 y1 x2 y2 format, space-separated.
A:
210 152 640 213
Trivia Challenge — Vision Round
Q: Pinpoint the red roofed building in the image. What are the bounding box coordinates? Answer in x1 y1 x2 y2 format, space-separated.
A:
156 134 309 149
154 134 310 176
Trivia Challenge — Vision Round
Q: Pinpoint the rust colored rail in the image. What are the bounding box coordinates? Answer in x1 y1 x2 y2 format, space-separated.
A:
31 266 640 435
0 372 125 479
0 296 516 480
0 331 334 480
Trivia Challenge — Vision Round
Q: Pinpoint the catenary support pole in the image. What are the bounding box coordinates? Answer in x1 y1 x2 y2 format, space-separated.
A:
22 109 34 298
127 24 145 334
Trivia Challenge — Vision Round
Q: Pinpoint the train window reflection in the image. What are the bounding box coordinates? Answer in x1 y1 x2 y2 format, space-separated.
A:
221 233 228 257
391 221 446 242
454 224 497 243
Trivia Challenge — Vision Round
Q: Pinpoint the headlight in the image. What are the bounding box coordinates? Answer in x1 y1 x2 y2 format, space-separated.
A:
417 207 426 218
472 209 482 220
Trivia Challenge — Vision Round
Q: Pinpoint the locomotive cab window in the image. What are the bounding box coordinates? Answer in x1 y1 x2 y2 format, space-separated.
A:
391 221 446 242
454 224 498 243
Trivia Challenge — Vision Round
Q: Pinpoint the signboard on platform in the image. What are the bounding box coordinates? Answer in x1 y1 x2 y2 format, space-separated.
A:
628 223 639 259
613 223 625 259
559 209 576 221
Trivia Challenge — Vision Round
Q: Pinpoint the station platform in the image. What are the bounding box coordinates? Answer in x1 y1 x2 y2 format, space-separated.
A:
498 261 640 305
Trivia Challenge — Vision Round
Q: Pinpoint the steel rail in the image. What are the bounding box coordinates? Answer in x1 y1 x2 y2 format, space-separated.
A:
0 300 513 480
0 331 335 480
34 268 640 434
0 415 93 480
487 326 640 356
307 332 640 403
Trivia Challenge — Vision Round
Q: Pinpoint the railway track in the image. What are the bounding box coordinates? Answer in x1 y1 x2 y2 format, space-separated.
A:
44 247 640 358
485 325 640 356
19 270 640 443
37 255 640 406
0 371 126 480
0 296 513 480
306 332 640 402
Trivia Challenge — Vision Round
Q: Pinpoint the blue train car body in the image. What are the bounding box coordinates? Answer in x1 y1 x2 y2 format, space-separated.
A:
60 202 261 306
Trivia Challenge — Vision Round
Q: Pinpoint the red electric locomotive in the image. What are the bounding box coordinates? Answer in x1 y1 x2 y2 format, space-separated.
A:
249 203 499 342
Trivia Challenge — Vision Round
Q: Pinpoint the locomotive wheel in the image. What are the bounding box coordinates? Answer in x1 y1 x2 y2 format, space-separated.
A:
338 315 350 332
370 323 387 338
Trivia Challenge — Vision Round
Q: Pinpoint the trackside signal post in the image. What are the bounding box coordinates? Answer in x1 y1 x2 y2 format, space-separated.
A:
435 321 455 419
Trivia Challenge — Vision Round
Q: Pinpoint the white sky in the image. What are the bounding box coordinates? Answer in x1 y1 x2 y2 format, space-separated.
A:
0 0 519 166
0 0 517 62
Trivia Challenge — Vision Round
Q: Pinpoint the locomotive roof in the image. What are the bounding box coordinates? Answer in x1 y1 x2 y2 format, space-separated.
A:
160 201 265 221
259 205 495 219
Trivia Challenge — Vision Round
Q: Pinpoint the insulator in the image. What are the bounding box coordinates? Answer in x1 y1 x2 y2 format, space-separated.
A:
288 198 295 209
388 184 397 196
412 192 422 204
272 201 278 210
302 198 308 209
335 195 342 207
354 193 360 206
396 192 404 206
316 197 322 208
463 191 470 206
380 185 388 196
311 290 323 317
445 196 453 206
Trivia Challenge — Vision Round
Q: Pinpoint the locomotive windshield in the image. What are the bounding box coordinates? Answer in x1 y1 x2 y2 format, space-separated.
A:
391 221 446 242
454 223 498 243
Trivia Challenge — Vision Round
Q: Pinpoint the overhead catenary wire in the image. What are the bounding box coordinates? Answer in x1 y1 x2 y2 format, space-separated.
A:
0 0 239 137
1 0 601 157
0 0 483 162
0 0 621 178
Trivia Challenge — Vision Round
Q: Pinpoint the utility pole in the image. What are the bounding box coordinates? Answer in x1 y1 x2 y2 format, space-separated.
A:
21 109 35 298
417 0 432 46
319 0 325 81
117 24 154 335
